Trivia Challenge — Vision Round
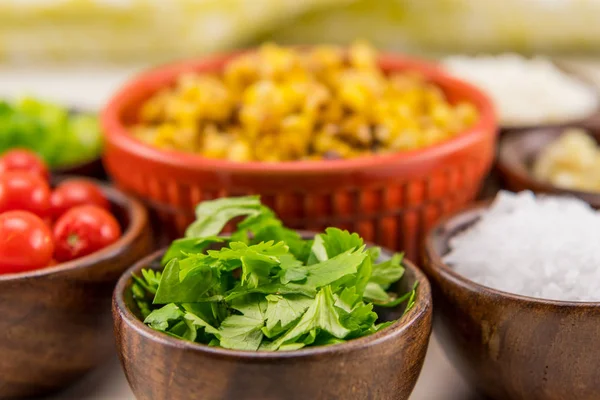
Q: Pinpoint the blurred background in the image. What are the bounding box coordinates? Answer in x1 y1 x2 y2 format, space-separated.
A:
2 0 600 109
2 2 600 399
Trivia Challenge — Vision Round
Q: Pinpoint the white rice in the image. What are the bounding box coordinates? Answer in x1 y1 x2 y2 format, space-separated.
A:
443 54 599 126
444 191 600 302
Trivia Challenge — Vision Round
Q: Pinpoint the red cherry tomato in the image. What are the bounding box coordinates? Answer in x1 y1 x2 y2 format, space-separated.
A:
0 149 49 181
53 205 122 262
50 179 110 219
0 211 54 274
0 172 51 217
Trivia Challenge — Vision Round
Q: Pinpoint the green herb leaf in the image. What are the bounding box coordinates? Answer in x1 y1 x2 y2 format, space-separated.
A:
131 269 163 318
370 253 405 289
363 282 392 303
154 258 223 304
267 286 350 350
309 228 364 262
277 254 308 284
262 294 313 338
137 195 418 352
185 196 263 238
373 281 420 309
339 301 378 338
144 303 184 331
162 236 224 265
218 294 267 351
184 312 220 338
225 248 366 300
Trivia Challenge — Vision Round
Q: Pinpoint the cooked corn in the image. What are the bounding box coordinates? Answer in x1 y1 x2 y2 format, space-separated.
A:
133 41 479 162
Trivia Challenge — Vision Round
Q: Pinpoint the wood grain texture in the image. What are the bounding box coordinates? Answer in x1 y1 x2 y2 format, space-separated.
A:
423 204 600 400
0 179 151 399
497 126 600 208
113 250 433 400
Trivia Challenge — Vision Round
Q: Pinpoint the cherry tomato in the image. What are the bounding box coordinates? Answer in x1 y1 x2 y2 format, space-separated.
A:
0 149 49 181
0 211 54 274
50 179 109 219
53 205 121 262
0 172 51 217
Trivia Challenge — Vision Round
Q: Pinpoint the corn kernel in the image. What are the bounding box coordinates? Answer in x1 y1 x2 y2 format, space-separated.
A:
133 42 480 162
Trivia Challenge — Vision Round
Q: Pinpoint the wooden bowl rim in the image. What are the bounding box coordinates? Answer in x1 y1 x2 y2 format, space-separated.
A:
424 200 600 307
497 126 600 202
0 177 148 281
51 156 102 175
102 48 497 175
113 247 432 359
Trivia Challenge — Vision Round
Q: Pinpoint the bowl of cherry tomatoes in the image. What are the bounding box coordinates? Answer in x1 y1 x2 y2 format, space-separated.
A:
0 149 152 398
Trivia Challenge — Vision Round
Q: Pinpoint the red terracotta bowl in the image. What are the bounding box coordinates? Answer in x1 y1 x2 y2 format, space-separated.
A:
102 49 497 260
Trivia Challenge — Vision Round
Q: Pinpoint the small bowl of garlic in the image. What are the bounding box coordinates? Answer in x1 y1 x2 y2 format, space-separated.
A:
497 125 600 207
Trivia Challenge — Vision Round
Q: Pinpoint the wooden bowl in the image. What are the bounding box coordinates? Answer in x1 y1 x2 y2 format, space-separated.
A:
0 180 152 399
102 49 497 261
499 112 600 136
497 126 600 208
113 249 433 400
52 157 107 181
422 203 600 400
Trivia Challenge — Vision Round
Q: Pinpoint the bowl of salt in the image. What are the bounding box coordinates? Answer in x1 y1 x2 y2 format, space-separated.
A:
423 190 600 400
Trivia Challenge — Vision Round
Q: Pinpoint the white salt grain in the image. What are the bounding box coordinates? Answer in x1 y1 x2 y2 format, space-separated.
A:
444 191 600 302
442 54 599 126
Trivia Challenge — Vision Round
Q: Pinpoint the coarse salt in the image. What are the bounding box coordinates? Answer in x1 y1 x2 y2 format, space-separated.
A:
444 191 600 301
442 54 599 126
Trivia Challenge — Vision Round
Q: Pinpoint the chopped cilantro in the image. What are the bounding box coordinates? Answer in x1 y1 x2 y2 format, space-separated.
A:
132 196 417 351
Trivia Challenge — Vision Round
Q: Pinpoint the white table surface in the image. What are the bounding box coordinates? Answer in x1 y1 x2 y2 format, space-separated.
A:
5 57 599 400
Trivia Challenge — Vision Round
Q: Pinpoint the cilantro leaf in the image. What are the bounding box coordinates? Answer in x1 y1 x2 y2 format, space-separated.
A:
307 234 327 265
136 195 418 352
363 252 406 304
370 281 419 309
304 249 366 290
131 269 163 318
363 282 392 303
183 312 220 342
226 248 366 301
154 258 223 304
144 303 184 331
370 253 405 289
334 287 360 311
277 254 308 284
338 302 377 338
185 196 263 238
308 228 364 264
162 236 224 265
262 294 313 338
218 294 267 351
218 319 264 351
208 241 287 289
267 286 350 350
237 206 311 261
